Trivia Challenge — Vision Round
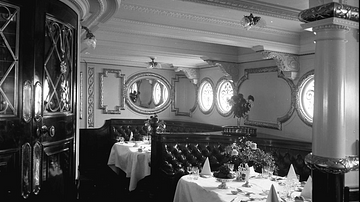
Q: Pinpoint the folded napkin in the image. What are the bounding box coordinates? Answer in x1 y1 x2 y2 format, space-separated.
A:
300 176 312 200
129 132 134 141
200 157 212 176
287 164 298 181
249 166 257 177
266 184 280 202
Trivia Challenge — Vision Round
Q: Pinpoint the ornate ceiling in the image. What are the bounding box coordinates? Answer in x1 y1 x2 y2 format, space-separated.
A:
65 0 356 70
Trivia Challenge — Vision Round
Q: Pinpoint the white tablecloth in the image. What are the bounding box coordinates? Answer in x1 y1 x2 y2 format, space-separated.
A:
107 141 151 191
173 173 303 202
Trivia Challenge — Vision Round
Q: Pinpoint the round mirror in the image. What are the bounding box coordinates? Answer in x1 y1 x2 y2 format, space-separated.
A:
125 72 171 115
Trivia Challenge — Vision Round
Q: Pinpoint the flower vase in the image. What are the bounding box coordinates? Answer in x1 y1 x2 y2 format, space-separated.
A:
242 164 251 187
236 117 242 127
236 163 251 187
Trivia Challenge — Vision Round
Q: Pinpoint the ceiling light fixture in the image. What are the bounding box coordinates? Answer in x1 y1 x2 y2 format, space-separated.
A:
240 13 266 30
147 57 161 69
82 26 96 49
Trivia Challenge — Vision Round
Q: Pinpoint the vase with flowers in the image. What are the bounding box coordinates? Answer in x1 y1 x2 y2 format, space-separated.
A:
228 93 254 127
223 135 276 182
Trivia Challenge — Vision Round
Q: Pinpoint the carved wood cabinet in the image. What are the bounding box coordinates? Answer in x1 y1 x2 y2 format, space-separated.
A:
0 0 78 200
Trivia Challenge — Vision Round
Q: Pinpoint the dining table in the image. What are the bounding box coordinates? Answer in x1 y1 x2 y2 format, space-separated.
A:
173 171 307 202
107 140 151 191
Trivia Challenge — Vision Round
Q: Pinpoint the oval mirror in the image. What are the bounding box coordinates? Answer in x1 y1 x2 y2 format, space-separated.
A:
125 72 171 115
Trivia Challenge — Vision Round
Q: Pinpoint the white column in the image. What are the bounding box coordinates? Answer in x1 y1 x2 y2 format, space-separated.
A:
302 18 351 159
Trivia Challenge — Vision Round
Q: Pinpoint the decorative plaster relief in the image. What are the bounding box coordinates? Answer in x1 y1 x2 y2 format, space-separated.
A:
174 67 199 84
99 69 125 114
239 66 296 130
203 60 240 85
252 46 299 80
171 74 197 116
87 66 94 127
299 2 359 23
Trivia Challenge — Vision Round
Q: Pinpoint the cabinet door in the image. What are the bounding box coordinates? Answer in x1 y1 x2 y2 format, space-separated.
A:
0 0 78 200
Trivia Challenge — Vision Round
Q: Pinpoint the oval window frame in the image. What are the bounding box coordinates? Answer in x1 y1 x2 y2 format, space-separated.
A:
296 70 314 127
215 77 235 117
197 77 215 114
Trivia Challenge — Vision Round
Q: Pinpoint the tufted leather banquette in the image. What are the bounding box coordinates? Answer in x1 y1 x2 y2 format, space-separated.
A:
79 119 313 202
78 119 224 200
146 132 312 202
147 132 235 201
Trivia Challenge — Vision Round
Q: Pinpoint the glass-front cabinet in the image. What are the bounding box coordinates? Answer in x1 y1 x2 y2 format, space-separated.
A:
0 0 78 200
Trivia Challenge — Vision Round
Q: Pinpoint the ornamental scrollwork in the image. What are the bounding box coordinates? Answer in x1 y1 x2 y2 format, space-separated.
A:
305 153 359 175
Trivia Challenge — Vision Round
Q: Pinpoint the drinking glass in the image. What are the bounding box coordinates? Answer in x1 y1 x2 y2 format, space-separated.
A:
191 167 199 180
268 166 275 178
187 166 193 180
118 137 125 143
262 166 270 178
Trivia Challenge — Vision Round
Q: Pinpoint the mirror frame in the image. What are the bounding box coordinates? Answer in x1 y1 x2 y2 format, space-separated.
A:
125 72 171 115
171 74 197 116
240 66 296 130
99 68 125 114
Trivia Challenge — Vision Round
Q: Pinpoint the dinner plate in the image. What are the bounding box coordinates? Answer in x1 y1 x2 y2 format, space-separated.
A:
200 173 212 178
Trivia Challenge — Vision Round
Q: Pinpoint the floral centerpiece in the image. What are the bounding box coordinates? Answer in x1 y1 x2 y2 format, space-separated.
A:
144 114 166 134
223 135 276 172
228 93 254 126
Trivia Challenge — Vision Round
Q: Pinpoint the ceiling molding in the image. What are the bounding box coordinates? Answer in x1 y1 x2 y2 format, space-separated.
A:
181 0 303 21
119 3 299 37
105 19 300 54
69 0 120 31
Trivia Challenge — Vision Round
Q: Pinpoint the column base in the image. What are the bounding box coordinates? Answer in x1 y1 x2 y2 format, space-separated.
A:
312 169 344 202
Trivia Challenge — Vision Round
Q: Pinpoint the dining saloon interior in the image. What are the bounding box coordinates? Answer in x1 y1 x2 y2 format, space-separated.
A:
0 0 359 201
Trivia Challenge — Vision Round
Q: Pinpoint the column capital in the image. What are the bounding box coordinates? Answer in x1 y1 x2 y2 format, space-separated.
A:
301 17 358 32
299 2 358 24
299 2 359 31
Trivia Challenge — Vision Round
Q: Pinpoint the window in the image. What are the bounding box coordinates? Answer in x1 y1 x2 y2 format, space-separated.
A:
215 78 234 116
296 70 314 126
198 78 214 114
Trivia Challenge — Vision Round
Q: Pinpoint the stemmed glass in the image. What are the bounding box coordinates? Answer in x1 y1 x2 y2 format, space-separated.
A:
186 166 199 180
280 178 300 200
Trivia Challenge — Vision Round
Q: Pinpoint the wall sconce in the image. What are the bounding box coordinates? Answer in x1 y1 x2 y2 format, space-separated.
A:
82 26 96 49
240 13 266 30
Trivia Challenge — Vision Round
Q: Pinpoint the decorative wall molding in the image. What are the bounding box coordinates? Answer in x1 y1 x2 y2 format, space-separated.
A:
239 66 296 130
80 71 83 119
87 66 94 127
171 74 197 117
99 68 125 114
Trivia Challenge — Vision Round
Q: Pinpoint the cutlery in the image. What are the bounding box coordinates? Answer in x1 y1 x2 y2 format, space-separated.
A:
230 195 238 202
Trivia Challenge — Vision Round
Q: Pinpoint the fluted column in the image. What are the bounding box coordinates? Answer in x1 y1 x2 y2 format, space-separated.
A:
299 2 359 202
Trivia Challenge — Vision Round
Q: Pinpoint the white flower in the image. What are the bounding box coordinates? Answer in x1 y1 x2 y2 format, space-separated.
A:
231 149 239 156
250 143 257 150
